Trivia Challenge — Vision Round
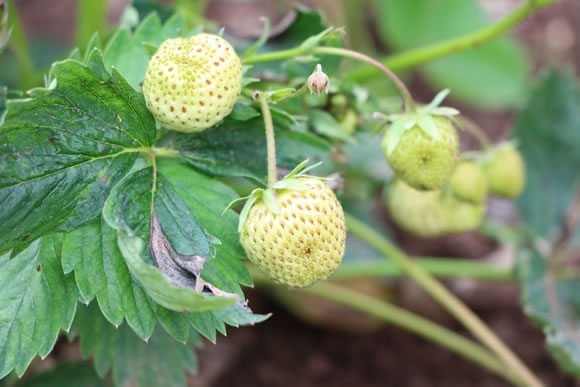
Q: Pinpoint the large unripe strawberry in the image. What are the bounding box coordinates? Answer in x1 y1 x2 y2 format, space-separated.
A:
240 178 346 288
387 179 484 237
382 116 459 191
448 161 487 204
481 143 526 198
143 34 242 133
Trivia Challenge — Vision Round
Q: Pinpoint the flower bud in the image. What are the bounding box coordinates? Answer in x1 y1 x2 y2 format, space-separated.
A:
307 64 330 95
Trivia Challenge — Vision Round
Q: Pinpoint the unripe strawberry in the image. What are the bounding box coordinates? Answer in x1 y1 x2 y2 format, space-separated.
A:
240 178 346 288
387 179 484 237
143 34 242 133
382 116 459 191
448 161 487 204
481 143 526 198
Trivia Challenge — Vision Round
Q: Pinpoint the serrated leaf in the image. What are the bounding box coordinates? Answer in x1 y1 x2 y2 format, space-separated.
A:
103 13 188 89
517 249 580 377
102 167 235 312
16 362 108 387
72 303 199 387
516 70 580 238
173 117 330 184
117 231 235 312
0 235 77 379
0 52 155 254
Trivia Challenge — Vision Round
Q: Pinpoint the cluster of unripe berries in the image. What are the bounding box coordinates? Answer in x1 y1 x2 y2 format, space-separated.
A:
143 34 525 288
383 114 526 237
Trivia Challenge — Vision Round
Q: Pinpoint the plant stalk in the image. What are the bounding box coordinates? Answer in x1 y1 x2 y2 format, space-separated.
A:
347 0 552 81
259 97 278 186
313 46 416 113
458 117 492 150
334 259 512 281
344 213 544 387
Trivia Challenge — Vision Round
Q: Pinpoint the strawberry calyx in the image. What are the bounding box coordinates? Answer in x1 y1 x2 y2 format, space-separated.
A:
380 89 460 156
223 159 326 231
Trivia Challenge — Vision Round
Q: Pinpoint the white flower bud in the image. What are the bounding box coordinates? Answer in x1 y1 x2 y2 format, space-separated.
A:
307 64 330 96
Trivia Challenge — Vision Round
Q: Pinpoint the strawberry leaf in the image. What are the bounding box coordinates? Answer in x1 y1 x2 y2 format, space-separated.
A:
517 249 580 377
0 235 77 379
0 50 155 255
71 303 199 387
173 117 330 184
515 70 580 239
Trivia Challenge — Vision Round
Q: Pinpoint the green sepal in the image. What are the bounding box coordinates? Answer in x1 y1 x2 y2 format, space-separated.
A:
382 89 460 155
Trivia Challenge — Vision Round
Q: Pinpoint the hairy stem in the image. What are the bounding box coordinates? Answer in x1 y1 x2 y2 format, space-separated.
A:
243 0 549 83
459 117 492 150
345 214 544 387
251 269 519 385
259 97 278 186
334 259 512 281
348 0 552 81
313 46 416 113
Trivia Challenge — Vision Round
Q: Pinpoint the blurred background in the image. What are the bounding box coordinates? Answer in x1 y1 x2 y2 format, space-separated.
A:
3 0 580 386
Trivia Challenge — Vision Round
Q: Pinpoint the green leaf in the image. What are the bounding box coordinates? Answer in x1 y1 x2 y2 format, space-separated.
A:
117 231 236 312
102 167 235 311
230 102 260 121
0 235 77 379
0 51 155 254
249 8 341 78
173 117 331 184
62 217 169 341
103 13 188 89
16 362 109 387
515 70 580 238
72 303 199 387
517 249 580 377
378 0 529 109
308 110 355 143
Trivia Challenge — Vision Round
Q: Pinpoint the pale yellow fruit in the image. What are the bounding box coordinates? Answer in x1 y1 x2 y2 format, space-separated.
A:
240 179 346 288
143 34 242 132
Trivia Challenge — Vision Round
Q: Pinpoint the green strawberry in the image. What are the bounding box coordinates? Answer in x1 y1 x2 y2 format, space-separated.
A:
240 178 346 288
383 116 459 190
387 179 485 237
481 143 526 198
143 33 242 133
448 161 487 204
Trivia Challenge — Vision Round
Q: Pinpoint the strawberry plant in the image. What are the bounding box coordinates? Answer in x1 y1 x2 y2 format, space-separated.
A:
1 0 579 386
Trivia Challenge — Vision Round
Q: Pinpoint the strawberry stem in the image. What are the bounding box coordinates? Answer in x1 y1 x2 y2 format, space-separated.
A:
259 96 278 186
459 116 492 150
344 213 544 387
313 46 417 113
